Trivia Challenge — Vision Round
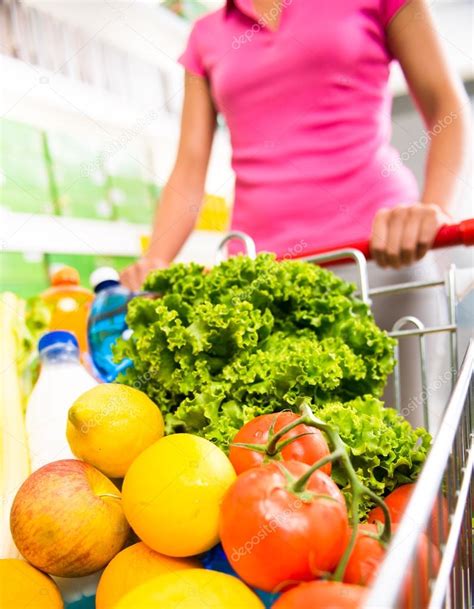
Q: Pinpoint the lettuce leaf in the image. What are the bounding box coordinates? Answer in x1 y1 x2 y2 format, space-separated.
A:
315 395 431 515
115 254 429 509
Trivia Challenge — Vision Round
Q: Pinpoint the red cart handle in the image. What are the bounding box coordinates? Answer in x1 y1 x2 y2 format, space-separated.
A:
284 218 474 261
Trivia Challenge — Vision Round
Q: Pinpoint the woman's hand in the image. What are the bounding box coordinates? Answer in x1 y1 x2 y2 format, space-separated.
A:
370 203 451 268
120 256 167 291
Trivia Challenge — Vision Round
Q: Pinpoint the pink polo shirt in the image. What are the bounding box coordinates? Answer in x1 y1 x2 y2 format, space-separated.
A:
179 0 418 256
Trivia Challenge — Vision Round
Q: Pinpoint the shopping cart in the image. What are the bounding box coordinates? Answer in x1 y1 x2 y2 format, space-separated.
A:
216 220 473 609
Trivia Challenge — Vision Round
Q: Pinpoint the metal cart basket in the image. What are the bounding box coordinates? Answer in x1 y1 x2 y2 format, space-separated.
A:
217 230 473 609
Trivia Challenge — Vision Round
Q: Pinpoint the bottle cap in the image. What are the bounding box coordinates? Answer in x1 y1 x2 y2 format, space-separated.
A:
90 267 120 290
50 265 80 286
38 331 79 353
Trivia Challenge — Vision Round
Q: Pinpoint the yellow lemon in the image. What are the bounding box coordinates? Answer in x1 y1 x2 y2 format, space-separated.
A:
122 434 236 556
96 542 200 609
114 569 264 609
67 384 164 478
0 559 64 609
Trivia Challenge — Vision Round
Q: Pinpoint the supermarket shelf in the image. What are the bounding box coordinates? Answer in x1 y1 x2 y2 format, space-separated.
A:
21 0 190 76
0 54 176 137
0 211 225 265
0 54 234 200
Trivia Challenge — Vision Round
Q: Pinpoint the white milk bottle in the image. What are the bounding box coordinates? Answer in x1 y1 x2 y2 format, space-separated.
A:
26 330 97 472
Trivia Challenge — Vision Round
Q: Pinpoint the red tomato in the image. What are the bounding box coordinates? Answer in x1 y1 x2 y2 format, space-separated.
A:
343 523 385 586
367 484 448 547
367 484 413 523
219 460 349 592
229 412 331 475
402 532 441 609
343 522 440 608
272 580 367 609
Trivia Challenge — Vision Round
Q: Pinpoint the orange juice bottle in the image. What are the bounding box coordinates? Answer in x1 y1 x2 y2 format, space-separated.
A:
41 266 93 356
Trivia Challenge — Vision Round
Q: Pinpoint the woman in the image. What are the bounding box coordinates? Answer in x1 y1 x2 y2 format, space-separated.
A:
121 0 468 429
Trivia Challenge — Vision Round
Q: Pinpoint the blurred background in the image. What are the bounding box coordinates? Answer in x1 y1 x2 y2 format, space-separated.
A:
0 0 472 297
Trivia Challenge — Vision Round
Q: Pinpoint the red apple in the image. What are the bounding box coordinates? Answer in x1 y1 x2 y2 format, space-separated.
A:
10 460 130 577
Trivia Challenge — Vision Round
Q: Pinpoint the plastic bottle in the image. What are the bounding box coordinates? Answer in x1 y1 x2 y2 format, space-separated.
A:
25 331 97 472
41 265 93 355
88 267 134 382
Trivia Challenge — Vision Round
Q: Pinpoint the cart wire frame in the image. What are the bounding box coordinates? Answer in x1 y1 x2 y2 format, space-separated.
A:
216 234 473 609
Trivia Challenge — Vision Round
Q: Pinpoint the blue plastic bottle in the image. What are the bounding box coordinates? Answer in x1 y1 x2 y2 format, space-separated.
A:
88 267 134 382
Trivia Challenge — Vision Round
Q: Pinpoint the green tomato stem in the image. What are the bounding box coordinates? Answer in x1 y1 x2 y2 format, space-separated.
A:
361 487 392 544
295 401 392 581
235 415 324 461
275 431 318 453
333 486 361 581
265 416 305 456
290 449 343 493
231 441 267 453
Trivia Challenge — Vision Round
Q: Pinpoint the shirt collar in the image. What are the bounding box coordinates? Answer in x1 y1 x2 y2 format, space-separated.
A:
226 0 258 20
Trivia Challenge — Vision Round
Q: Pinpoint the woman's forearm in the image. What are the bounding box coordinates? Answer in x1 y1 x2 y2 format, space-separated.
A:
145 165 206 264
420 96 469 212
385 0 469 215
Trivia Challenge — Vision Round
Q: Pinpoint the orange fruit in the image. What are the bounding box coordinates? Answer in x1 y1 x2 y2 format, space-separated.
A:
0 559 63 609
96 542 200 608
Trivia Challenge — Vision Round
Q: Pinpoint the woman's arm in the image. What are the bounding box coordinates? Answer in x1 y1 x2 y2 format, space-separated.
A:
371 0 469 268
121 72 216 289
